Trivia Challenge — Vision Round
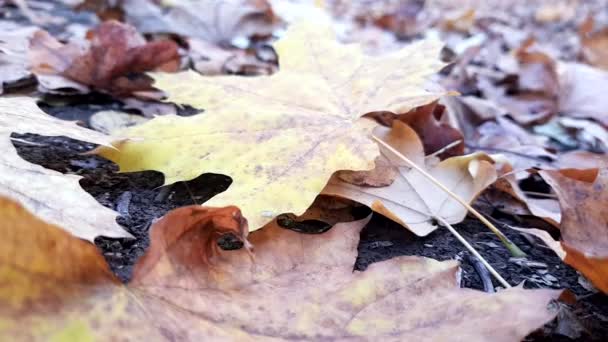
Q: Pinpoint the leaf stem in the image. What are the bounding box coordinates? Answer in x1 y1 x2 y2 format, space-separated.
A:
371 135 526 258
434 215 511 288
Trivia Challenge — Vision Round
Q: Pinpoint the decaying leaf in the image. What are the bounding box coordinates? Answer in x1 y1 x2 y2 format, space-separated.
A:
0 196 560 341
30 20 180 96
540 168 608 293
0 96 130 241
323 121 497 236
97 22 447 230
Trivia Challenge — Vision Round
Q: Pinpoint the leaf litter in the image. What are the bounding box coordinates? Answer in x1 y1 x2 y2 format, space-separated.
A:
2 0 608 340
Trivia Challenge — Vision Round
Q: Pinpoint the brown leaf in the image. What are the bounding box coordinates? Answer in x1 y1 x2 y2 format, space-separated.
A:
398 101 465 159
540 168 608 293
29 21 179 96
0 196 561 340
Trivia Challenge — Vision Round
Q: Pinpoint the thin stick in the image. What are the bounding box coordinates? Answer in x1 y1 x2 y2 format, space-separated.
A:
372 135 526 257
426 140 463 159
435 216 511 288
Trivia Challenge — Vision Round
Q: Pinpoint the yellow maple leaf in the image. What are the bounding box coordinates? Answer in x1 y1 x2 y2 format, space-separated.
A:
98 22 447 230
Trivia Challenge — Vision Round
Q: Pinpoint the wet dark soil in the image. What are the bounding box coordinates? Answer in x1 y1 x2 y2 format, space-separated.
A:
9 99 608 341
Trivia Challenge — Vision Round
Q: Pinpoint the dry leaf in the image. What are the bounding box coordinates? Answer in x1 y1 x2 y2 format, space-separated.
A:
0 96 131 241
493 163 561 226
398 101 464 159
0 24 37 93
558 62 608 128
0 196 560 340
557 151 608 169
323 121 497 236
97 22 447 230
123 0 278 44
579 16 608 71
30 21 180 96
540 168 608 293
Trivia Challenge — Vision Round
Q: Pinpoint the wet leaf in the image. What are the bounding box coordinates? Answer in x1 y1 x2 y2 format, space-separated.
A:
0 96 131 241
97 22 447 230
0 196 560 341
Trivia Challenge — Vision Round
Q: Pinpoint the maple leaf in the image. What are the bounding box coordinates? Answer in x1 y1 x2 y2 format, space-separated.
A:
540 168 608 293
97 22 447 230
323 121 497 236
0 96 131 241
0 195 560 341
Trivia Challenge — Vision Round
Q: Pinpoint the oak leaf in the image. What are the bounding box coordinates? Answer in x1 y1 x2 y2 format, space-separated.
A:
323 121 497 236
0 96 131 241
540 168 608 293
0 196 560 341
98 22 447 230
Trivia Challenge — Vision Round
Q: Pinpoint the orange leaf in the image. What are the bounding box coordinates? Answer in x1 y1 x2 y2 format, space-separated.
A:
540 168 608 293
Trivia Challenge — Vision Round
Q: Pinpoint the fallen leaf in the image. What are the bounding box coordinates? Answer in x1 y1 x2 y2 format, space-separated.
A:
510 226 566 260
535 2 576 23
30 20 180 96
0 196 560 340
323 121 497 236
579 15 608 71
473 117 556 172
540 168 608 293
122 0 278 44
398 101 465 159
0 96 131 241
557 151 608 169
0 23 37 93
97 22 447 230
493 163 561 226
558 62 608 128
441 9 476 33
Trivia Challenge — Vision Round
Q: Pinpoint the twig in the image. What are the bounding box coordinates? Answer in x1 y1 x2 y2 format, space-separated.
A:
435 216 510 288
522 191 557 199
372 135 526 257
465 253 495 292
426 140 463 159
